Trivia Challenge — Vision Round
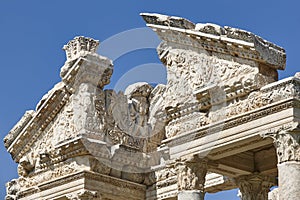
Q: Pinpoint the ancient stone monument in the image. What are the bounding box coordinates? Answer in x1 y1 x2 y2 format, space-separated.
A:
4 13 299 200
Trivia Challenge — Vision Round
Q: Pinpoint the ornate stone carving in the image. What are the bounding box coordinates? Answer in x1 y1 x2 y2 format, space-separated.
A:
235 173 275 200
261 122 300 163
17 159 80 190
66 190 100 200
72 83 105 136
142 13 286 70
195 23 224 35
166 112 210 138
17 154 35 177
5 14 299 200
63 36 100 61
159 76 300 139
140 13 195 29
104 83 155 150
90 157 111 175
5 179 20 200
3 110 34 149
60 36 113 95
53 102 76 144
158 43 276 108
175 156 208 191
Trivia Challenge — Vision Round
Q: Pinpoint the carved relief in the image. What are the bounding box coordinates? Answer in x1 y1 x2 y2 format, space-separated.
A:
155 166 177 189
63 36 100 62
72 83 103 135
175 156 208 191
103 83 157 150
157 40 278 111
17 159 81 190
235 174 275 200
66 190 100 200
267 131 300 163
53 101 77 144
17 154 35 177
260 122 300 163
90 157 111 175
4 17 297 200
166 112 210 138
5 179 20 200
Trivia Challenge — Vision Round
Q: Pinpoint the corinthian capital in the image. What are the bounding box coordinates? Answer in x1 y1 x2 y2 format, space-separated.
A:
261 122 300 163
175 156 208 191
235 173 276 200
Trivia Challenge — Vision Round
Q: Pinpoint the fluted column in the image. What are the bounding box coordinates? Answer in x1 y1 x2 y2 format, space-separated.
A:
175 156 208 200
235 173 275 200
262 123 300 200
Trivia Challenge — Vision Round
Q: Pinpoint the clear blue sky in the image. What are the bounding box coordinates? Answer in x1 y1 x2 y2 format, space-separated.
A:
0 1 299 199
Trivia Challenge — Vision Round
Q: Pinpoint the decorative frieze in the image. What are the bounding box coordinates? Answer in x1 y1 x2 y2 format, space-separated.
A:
5 13 300 200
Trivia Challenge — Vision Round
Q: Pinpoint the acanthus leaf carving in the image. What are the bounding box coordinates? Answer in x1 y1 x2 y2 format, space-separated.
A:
175 156 208 191
235 173 275 200
261 122 300 163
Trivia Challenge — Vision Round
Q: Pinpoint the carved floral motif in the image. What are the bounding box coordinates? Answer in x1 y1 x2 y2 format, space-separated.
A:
266 131 300 163
235 174 275 200
175 156 208 191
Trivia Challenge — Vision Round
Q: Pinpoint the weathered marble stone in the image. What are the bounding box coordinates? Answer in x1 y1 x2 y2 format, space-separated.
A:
4 13 300 200
278 162 300 200
235 173 275 200
178 190 204 200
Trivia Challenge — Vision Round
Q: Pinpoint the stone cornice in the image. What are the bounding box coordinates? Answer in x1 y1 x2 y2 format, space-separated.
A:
6 84 70 162
18 171 146 199
141 13 286 70
38 170 146 191
60 55 113 93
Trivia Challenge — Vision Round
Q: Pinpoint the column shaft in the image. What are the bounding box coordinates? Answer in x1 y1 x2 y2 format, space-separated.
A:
278 162 300 200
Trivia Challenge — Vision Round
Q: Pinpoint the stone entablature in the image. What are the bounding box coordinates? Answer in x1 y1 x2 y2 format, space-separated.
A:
141 13 286 70
4 13 300 200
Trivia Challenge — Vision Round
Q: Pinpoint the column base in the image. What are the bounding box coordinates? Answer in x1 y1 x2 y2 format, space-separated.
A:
178 190 204 200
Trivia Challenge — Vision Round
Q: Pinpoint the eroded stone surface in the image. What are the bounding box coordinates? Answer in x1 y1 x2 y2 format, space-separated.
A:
3 13 300 200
